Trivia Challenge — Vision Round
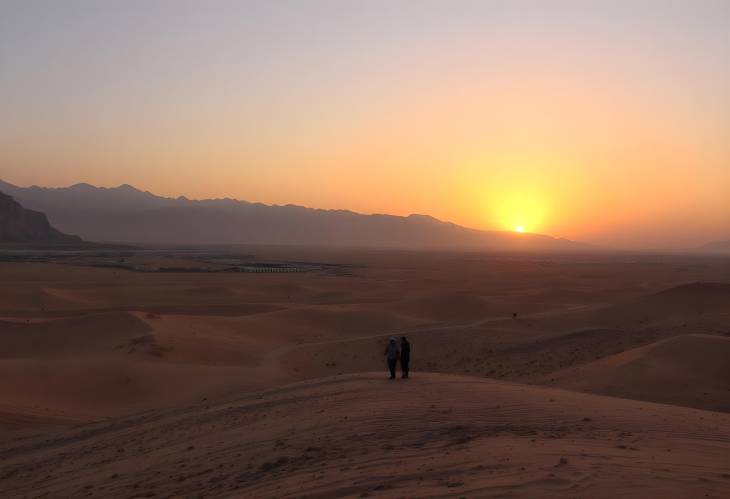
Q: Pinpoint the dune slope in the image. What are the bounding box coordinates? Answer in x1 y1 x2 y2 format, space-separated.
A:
2 373 730 499
547 334 730 412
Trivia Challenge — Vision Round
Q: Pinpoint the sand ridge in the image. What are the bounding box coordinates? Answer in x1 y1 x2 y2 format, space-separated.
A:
547 334 730 412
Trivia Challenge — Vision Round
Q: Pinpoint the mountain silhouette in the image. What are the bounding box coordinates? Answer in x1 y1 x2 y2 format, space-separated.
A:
0 190 82 244
0 180 587 250
697 239 730 253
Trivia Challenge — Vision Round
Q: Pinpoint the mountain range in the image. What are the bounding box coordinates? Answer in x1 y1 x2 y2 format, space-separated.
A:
697 239 730 253
0 191 82 244
0 179 588 250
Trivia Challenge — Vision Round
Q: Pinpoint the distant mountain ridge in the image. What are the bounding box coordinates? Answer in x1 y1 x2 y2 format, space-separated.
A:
697 239 730 253
0 179 587 250
0 191 82 244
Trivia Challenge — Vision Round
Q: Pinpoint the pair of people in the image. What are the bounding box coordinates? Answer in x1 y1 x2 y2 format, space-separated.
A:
384 336 410 379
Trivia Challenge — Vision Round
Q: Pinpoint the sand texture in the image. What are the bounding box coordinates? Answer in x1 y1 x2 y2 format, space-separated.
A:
1 249 729 497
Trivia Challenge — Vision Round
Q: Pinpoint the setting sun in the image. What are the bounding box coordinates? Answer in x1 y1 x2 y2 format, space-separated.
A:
490 191 547 236
1 3 730 497
1 1 728 252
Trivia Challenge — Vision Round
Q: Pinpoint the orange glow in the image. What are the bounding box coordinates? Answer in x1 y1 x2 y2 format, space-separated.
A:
1 2 728 249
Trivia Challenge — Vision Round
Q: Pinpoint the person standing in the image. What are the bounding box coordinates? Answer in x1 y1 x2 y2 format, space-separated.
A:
384 338 399 379
400 336 411 378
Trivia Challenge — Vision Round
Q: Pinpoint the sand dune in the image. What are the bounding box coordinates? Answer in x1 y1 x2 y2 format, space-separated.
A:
385 291 553 322
652 282 730 306
547 334 730 412
0 287 88 313
137 304 425 365
274 283 729 386
0 405 79 433
0 312 152 358
258 305 425 340
606 282 730 324
3 261 725 425
1 253 729 498
2 373 729 498
0 358 270 423
0 311 283 423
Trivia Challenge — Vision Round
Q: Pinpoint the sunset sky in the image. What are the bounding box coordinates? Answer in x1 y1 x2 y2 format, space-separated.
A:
1 1 728 249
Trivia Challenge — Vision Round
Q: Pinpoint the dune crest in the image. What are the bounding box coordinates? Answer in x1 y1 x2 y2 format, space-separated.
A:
548 334 730 411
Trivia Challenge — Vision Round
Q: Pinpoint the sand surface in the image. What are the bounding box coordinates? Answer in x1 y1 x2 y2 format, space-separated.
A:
546 334 730 412
0 249 729 497
2 373 730 498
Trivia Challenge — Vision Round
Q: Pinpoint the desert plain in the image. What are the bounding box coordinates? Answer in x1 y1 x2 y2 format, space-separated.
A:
1 247 729 498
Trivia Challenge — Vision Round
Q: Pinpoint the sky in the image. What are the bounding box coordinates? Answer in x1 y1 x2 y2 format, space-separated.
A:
1 0 728 249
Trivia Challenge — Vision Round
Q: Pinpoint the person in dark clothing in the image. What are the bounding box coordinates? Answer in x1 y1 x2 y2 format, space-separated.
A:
384 338 399 379
400 336 411 378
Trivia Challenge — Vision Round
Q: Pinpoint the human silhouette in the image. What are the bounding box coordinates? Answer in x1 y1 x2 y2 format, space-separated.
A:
400 336 411 378
384 338 399 379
